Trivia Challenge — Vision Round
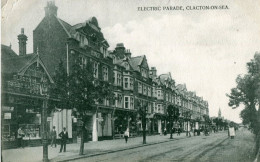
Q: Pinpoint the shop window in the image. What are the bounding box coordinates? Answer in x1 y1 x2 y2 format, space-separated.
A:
19 124 41 139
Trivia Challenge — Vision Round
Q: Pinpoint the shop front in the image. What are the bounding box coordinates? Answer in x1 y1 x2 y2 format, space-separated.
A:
1 94 50 149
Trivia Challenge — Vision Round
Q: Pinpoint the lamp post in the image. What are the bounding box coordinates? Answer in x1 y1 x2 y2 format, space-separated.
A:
41 76 49 162
184 111 191 137
140 104 147 144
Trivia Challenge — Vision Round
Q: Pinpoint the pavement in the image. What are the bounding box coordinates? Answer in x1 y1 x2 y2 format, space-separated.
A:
2 132 193 162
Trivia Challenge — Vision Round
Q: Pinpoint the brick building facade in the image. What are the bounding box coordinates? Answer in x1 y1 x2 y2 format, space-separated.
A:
1 1 209 146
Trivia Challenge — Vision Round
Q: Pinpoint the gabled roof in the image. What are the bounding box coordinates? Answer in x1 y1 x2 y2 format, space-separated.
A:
158 73 173 84
129 55 145 71
57 18 72 36
176 84 187 92
2 53 53 83
2 54 36 74
1 44 18 60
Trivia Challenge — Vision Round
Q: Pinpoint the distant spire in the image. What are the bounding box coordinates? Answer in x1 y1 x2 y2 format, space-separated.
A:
218 108 221 118
9 42 12 49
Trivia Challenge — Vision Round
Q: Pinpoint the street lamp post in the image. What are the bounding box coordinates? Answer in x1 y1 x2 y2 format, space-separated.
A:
185 111 191 137
41 76 49 162
142 105 148 144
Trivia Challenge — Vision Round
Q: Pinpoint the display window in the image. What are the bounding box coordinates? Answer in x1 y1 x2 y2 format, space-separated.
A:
19 124 41 139
2 124 16 141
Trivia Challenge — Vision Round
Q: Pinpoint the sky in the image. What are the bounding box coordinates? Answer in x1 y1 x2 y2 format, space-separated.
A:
2 0 260 123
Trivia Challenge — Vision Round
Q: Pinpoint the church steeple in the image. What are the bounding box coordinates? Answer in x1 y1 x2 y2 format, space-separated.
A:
218 108 221 118
44 0 58 17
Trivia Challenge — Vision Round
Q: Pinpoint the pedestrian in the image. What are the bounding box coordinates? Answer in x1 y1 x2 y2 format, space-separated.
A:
124 128 129 143
163 128 167 136
229 127 235 139
17 127 25 148
177 127 181 136
50 126 57 148
59 127 68 152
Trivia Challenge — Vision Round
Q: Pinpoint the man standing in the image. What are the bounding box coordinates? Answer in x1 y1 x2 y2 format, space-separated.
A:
124 128 129 143
50 126 57 148
59 127 68 152
17 127 25 148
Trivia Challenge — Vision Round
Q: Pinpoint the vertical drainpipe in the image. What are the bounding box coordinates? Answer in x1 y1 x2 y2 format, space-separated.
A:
66 43 69 76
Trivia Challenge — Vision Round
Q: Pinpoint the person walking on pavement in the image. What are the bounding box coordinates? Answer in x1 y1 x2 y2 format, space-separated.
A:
59 127 68 152
177 127 181 136
124 128 129 143
50 126 57 148
163 128 167 136
17 127 25 148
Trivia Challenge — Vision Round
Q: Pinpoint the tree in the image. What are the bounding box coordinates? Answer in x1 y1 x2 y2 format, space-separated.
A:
50 59 69 107
227 53 260 154
52 58 113 155
167 105 180 139
137 101 147 144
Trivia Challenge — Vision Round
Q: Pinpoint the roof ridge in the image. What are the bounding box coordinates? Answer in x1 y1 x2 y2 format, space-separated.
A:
55 16 71 37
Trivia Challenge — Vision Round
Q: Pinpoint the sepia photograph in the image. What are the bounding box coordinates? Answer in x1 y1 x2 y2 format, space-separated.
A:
1 0 260 161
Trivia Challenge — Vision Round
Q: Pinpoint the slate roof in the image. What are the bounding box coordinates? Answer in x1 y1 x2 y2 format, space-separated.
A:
129 56 144 71
57 18 72 36
158 73 171 84
2 53 36 74
1 44 18 60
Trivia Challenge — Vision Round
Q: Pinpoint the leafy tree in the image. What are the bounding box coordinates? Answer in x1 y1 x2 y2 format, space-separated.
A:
52 58 113 155
227 53 260 154
167 105 180 139
213 118 223 131
50 59 69 108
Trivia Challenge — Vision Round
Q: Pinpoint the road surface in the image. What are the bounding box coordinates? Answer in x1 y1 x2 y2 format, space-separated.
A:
73 128 255 162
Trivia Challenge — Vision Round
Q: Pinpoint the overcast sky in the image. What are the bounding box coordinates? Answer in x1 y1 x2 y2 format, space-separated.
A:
2 0 260 123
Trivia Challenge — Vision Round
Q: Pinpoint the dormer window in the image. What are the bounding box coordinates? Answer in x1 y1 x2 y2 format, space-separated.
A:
79 34 88 47
124 62 129 70
141 68 147 78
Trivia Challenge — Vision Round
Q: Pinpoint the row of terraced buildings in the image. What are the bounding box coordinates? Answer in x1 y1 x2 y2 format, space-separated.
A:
1 1 209 148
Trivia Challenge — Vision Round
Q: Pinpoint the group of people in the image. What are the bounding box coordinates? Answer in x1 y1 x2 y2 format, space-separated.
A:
16 126 68 153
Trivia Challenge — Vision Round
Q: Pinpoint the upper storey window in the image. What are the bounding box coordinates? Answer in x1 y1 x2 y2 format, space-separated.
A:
103 66 108 81
78 33 88 47
138 82 142 93
141 68 147 78
124 63 130 70
93 62 99 78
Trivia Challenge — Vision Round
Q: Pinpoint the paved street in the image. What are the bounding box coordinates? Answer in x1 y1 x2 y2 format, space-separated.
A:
2 129 256 162
73 129 256 162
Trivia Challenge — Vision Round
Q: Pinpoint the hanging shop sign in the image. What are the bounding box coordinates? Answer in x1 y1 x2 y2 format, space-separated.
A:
47 117 52 122
4 113 11 119
2 106 14 112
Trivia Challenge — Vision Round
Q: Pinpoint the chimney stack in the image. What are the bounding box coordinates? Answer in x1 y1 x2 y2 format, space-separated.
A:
18 28 28 56
115 43 126 59
150 67 157 78
45 0 58 17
